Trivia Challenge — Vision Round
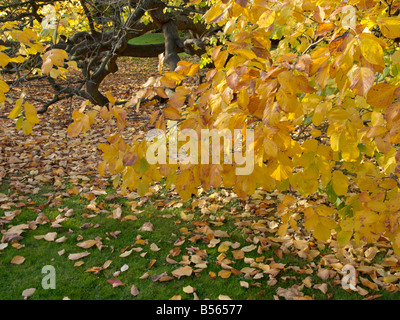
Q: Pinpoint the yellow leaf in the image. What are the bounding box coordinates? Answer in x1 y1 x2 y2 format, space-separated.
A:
24 102 39 125
41 59 53 75
218 270 232 279
67 120 83 137
332 170 349 196
163 107 181 120
360 37 384 67
106 91 116 105
0 80 10 93
258 10 276 29
0 52 10 68
218 242 230 252
22 119 33 135
378 17 400 39
337 230 353 247
8 99 23 119
366 83 397 109
350 67 375 97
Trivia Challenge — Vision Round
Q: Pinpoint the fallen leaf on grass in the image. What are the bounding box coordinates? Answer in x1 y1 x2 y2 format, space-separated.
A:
76 240 98 249
11 255 25 265
150 243 160 251
276 286 304 300
240 281 249 288
166 255 178 264
55 236 67 243
112 207 122 220
34 232 57 241
22 288 36 300
183 285 195 294
218 295 232 300
139 222 153 232
120 249 134 258
68 251 90 261
107 278 124 288
172 266 193 279
148 259 157 268
121 264 129 272
218 270 231 279
313 283 328 294
85 266 103 274
242 244 257 252
131 284 140 296
103 260 112 269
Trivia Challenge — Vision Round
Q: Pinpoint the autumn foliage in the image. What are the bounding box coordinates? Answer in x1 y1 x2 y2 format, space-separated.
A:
3 0 400 256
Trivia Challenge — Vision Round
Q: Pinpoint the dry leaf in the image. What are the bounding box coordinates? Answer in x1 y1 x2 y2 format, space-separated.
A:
112 207 122 220
34 232 57 241
131 284 140 296
218 270 231 279
76 239 98 249
120 248 134 258
150 243 160 251
139 222 154 232
68 251 90 261
166 255 178 264
11 255 25 265
55 236 67 243
107 278 124 288
172 266 193 279
121 264 129 272
313 283 328 294
103 260 112 269
22 288 36 300
183 285 195 294
276 285 304 300
139 272 149 279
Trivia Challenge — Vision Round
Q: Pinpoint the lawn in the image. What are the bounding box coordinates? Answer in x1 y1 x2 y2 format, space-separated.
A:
1 177 399 300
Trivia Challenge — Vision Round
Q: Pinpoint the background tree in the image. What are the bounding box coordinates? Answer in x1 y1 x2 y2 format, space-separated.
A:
0 0 212 109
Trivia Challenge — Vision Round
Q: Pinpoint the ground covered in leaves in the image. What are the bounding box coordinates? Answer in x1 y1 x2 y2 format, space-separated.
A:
1 57 400 300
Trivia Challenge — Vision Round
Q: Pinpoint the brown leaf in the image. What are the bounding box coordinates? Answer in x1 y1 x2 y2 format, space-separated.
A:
107 278 124 288
76 240 98 249
22 288 36 300
218 270 232 279
172 266 193 279
112 207 122 220
11 255 25 265
139 222 154 232
68 251 90 261
130 284 140 296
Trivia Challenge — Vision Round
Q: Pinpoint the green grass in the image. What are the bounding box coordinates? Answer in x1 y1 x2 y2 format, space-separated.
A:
1 179 400 300
128 33 191 60
129 33 165 45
